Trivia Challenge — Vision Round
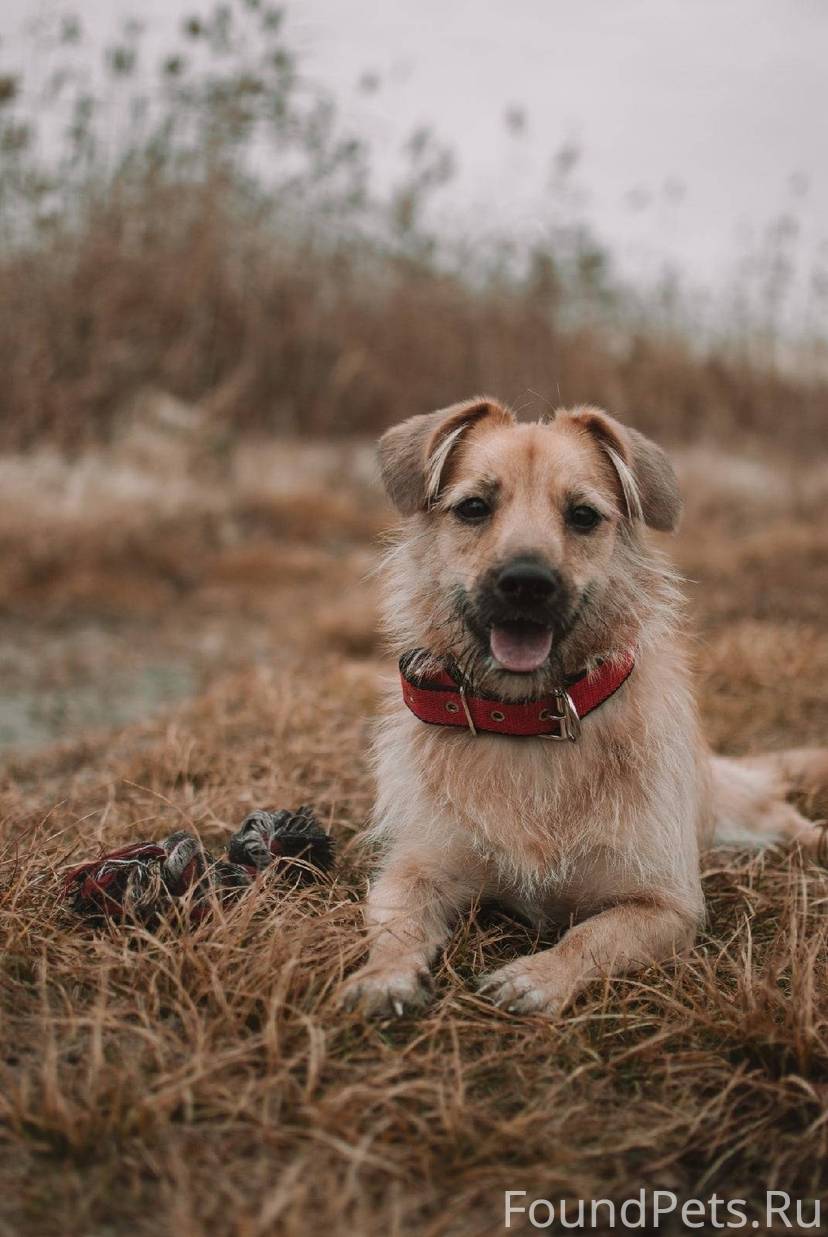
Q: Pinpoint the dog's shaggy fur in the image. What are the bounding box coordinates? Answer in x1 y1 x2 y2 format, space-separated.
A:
343 399 828 1017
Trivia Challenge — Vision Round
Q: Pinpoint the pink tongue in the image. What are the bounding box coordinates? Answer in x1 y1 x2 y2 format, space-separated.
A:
489 623 554 673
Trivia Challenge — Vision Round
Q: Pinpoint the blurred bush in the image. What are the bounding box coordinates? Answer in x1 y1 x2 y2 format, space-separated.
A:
0 1 826 451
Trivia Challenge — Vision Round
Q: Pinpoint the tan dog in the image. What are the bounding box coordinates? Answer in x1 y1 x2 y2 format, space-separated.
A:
343 398 827 1017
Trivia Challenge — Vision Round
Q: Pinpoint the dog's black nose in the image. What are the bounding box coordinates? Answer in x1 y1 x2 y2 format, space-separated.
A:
495 559 559 607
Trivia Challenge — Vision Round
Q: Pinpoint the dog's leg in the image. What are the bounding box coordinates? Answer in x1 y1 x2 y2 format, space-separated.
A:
478 898 697 1017
342 847 478 1016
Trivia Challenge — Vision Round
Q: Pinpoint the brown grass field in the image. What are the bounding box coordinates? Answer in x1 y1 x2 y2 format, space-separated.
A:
0 410 827 1236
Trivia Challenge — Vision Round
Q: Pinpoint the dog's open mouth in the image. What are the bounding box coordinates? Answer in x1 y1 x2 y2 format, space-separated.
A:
489 621 554 673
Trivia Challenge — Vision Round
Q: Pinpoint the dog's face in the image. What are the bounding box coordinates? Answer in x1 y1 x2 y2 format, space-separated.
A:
434 417 628 673
379 399 680 689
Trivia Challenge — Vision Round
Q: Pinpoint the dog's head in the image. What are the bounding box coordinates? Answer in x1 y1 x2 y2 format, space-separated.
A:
379 398 681 691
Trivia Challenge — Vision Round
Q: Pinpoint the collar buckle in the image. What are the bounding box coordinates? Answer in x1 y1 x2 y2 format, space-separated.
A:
540 689 581 743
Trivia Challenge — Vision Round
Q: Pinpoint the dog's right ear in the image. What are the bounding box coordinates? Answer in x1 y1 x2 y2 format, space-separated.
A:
378 397 514 515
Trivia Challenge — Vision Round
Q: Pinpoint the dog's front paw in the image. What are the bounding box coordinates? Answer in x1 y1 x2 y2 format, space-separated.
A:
477 955 575 1017
340 962 432 1018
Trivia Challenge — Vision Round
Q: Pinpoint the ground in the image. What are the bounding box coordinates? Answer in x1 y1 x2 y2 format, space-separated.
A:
1 422 827 1236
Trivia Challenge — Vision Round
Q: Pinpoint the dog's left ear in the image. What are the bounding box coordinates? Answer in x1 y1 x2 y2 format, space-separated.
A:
565 407 682 533
378 397 514 515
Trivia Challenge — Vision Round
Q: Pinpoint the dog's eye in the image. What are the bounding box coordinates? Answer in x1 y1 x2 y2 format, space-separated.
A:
568 504 602 532
453 496 492 523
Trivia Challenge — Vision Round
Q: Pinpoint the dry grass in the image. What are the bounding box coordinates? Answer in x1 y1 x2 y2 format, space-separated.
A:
2 0 827 463
1 425 827 1236
5 202 828 457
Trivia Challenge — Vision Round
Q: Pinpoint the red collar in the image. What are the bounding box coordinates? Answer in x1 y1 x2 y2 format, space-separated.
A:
400 651 634 741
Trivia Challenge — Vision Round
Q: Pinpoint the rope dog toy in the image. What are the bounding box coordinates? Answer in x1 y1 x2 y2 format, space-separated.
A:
63 806 333 925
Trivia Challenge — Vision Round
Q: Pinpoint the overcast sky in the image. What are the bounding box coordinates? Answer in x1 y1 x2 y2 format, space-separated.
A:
5 0 828 299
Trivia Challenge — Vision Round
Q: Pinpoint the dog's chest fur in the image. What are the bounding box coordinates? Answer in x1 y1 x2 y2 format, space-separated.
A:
399 699 656 897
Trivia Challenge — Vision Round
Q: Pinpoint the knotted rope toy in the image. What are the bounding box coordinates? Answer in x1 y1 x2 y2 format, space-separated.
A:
64 806 333 926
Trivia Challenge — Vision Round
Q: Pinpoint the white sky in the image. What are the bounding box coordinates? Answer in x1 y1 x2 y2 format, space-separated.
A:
4 0 828 298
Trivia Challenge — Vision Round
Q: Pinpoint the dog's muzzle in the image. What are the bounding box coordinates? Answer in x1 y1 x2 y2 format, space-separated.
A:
471 556 575 673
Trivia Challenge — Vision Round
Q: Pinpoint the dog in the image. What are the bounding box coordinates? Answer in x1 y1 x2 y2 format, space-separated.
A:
343 398 827 1017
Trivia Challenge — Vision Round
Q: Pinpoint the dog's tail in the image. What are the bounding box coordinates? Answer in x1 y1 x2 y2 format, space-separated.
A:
711 747 828 851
